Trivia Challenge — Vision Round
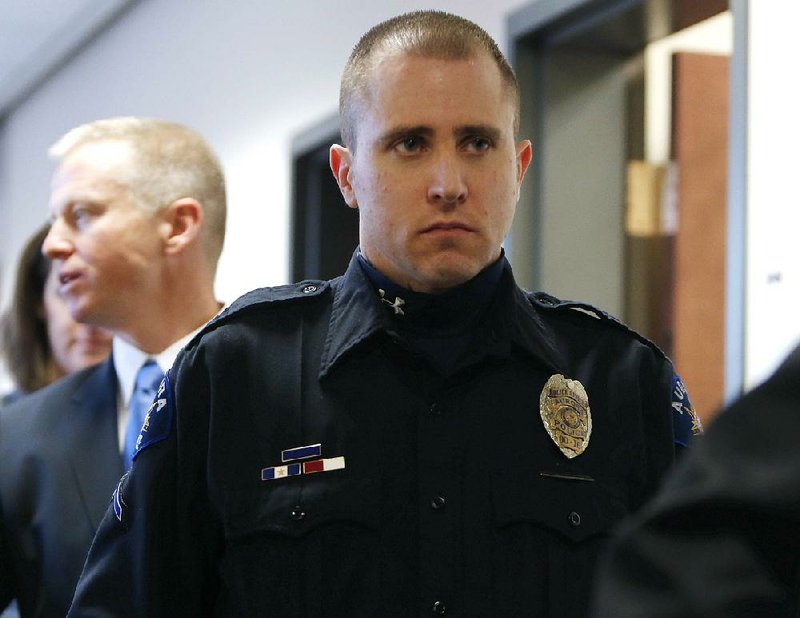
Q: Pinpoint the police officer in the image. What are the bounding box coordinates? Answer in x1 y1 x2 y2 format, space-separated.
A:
69 11 699 617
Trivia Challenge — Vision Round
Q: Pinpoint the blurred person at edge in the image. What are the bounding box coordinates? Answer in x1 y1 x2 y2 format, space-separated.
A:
1 223 112 406
591 341 800 618
0 225 111 618
0 117 226 618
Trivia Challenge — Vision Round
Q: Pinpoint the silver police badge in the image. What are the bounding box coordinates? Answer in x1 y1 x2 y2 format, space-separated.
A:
539 374 592 459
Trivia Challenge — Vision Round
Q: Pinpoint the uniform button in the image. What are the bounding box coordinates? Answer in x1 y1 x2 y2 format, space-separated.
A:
431 495 447 510
568 511 581 527
432 600 447 614
302 285 317 294
290 506 306 521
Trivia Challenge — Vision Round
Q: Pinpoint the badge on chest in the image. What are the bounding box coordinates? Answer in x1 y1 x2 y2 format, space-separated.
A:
539 374 592 459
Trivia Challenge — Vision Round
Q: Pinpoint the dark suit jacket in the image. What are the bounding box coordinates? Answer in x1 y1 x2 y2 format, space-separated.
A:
0 358 122 618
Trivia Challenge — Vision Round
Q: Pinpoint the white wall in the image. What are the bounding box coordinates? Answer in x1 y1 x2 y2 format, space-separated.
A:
745 1 800 387
0 0 529 309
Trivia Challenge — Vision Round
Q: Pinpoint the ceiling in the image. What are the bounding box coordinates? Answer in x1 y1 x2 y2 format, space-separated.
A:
0 0 136 118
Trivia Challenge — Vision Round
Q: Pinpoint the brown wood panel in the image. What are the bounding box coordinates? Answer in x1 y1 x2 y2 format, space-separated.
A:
674 0 728 31
671 52 729 425
624 161 674 353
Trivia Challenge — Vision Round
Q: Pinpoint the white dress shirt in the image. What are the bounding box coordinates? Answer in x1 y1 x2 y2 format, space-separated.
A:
113 314 219 451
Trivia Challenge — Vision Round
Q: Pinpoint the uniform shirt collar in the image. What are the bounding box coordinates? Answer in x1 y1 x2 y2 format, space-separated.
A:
506 282 567 374
319 251 566 378
319 253 388 379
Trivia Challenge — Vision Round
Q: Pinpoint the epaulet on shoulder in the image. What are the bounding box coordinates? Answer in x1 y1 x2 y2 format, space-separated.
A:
527 290 669 361
224 280 329 317
187 280 330 347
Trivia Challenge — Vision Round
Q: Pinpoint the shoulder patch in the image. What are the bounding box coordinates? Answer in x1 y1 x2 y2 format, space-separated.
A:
132 373 174 460
671 374 703 447
112 472 130 528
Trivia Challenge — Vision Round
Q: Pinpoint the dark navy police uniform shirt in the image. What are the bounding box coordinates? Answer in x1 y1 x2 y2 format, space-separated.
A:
69 252 699 617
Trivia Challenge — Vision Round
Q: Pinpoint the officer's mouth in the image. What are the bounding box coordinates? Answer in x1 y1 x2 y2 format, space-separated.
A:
420 222 475 235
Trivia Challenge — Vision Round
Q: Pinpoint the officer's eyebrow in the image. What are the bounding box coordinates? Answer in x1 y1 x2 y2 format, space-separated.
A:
377 125 434 148
454 125 502 144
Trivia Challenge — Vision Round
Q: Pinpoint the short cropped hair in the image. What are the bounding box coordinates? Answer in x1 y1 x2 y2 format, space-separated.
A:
339 10 520 150
1 224 54 393
49 117 227 267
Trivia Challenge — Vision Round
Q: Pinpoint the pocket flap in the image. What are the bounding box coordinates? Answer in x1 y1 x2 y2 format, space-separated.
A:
493 471 627 543
224 474 379 540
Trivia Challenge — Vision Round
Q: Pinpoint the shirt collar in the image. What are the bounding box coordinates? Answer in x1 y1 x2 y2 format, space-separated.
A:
507 282 567 374
319 251 566 378
319 252 389 379
113 319 215 408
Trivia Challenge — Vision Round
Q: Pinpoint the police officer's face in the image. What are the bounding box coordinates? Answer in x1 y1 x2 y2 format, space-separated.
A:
43 140 168 329
331 51 532 294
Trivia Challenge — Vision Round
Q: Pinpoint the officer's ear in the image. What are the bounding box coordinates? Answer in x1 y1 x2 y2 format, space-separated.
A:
514 139 533 199
160 198 203 256
330 145 358 209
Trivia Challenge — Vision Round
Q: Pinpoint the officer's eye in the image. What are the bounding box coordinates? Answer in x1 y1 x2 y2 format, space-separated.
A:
394 135 426 154
464 136 493 153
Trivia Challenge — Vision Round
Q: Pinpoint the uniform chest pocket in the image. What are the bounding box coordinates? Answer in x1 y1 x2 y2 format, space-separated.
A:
492 471 628 543
488 472 630 616
221 475 382 616
223 474 379 541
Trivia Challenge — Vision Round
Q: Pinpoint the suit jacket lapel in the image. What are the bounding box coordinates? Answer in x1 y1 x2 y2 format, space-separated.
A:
68 357 124 530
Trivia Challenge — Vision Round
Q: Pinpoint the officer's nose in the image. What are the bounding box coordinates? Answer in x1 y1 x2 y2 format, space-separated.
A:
427 151 467 207
42 218 74 261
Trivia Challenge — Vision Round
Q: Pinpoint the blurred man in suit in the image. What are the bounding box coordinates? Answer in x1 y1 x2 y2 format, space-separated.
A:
0 117 226 618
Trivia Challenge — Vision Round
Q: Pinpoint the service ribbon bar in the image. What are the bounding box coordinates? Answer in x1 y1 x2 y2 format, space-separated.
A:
261 462 302 481
261 457 346 481
281 443 322 462
303 456 346 475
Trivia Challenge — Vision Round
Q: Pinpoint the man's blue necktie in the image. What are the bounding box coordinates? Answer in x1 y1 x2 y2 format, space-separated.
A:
123 360 164 470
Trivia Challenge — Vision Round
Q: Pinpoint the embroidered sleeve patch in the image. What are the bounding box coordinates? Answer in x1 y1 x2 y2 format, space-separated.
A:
671 374 703 447
132 372 175 460
112 472 129 527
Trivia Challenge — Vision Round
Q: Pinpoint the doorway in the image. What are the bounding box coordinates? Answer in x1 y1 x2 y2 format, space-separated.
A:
291 115 359 282
507 0 744 423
